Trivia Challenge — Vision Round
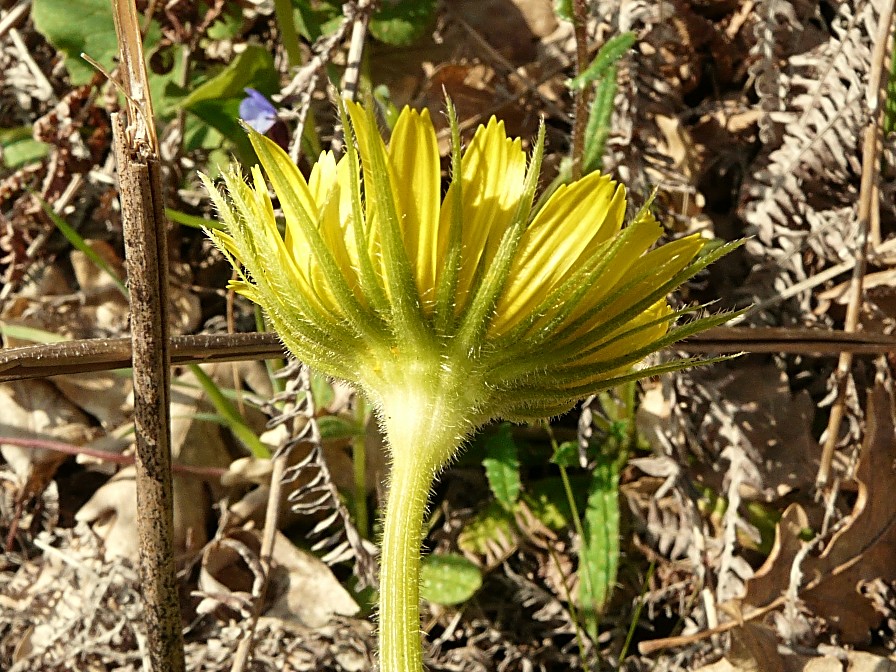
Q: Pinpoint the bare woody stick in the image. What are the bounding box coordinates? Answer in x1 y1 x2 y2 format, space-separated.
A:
8 328 896 383
110 0 185 669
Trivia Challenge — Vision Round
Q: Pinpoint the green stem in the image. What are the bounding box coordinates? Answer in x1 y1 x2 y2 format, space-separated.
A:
352 396 369 538
374 368 478 672
379 451 435 672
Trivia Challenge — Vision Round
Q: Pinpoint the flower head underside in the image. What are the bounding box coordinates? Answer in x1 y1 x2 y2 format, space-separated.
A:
202 100 739 423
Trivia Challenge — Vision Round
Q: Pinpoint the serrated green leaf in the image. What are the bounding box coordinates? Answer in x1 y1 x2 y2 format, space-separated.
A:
482 423 521 510
566 32 636 91
369 0 436 46
581 64 618 175
420 553 482 606
579 454 620 641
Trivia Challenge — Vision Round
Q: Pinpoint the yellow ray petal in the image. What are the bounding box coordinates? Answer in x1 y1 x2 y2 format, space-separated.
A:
451 118 527 305
496 173 624 323
388 107 440 304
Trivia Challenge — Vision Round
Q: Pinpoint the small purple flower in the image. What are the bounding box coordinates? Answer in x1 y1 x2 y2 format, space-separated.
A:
239 88 278 134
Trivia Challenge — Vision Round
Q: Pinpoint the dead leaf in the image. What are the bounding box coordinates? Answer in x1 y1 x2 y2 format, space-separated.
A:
198 527 358 627
76 365 235 560
734 379 896 644
0 379 93 493
728 622 787 672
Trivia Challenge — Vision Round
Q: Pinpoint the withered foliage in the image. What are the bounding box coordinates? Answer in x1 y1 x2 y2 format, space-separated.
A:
2 0 896 670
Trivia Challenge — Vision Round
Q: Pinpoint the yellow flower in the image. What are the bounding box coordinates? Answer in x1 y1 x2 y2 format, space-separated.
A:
202 100 739 672
204 101 733 419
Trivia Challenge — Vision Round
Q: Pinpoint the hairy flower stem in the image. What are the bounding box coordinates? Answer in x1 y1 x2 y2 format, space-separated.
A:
375 366 479 672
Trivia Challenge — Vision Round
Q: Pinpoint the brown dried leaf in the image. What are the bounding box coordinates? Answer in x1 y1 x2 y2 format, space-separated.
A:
737 379 896 644
0 379 92 492
197 527 358 627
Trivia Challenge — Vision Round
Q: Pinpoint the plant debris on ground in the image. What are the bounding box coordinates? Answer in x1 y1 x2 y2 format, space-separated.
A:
1 0 896 670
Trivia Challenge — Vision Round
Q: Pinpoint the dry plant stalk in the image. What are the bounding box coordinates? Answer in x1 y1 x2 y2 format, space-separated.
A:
110 0 185 669
5 328 896 382
816 6 896 487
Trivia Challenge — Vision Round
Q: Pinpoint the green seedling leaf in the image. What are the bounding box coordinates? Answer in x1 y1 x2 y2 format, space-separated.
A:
369 0 436 46
0 127 49 168
566 32 636 91
420 553 482 606
578 454 621 641
457 500 515 557
35 195 129 297
482 423 521 510
458 477 590 559
189 364 270 458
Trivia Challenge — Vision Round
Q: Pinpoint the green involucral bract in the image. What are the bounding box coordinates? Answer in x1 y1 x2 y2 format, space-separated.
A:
202 99 740 672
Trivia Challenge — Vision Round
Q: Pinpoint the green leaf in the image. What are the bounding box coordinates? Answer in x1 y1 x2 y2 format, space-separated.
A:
181 46 279 159
316 415 365 441
0 323 69 344
457 501 516 557
551 440 579 469
165 208 223 231
553 0 574 21
566 32 636 91
581 64 618 175
31 0 116 84
189 364 270 459
310 370 336 409
420 553 482 606
0 127 49 168
182 46 279 107
578 454 620 640
369 0 437 46
482 423 521 510
207 2 243 40
35 195 128 297
293 0 340 41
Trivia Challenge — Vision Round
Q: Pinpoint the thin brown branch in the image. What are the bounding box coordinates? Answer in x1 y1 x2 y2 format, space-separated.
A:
0 436 227 480
816 4 895 487
8 328 896 382
570 0 591 180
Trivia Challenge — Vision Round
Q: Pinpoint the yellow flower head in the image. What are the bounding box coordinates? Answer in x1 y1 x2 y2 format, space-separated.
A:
202 100 736 434
204 98 741 672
